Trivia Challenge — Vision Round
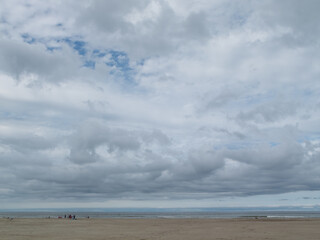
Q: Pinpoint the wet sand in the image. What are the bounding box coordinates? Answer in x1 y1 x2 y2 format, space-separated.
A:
1 218 320 240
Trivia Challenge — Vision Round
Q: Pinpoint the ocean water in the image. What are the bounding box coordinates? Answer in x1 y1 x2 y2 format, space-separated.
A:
1 209 320 219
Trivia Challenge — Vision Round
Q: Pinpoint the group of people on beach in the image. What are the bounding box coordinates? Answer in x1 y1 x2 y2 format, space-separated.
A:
64 214 76 220
57 214 89 219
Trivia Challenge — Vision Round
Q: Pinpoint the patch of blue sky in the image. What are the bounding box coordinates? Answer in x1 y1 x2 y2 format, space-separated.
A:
47 41 137 83
46 46 61 52
73 40 87 55
19 34 99 72
108 67 136 87
104 50 137 86
106 50 132 71
20 33 64 53
21 33 36 44
92 49 106 58
61 37 87 56
84 60 95 69
92 49 135 71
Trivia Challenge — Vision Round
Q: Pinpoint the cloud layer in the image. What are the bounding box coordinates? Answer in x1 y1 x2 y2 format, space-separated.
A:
0 0 319 207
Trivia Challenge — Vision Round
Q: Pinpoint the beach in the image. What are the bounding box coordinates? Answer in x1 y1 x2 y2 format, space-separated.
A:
1 218 320 240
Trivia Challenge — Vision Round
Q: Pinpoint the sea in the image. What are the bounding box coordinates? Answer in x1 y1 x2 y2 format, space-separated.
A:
1 208 320 219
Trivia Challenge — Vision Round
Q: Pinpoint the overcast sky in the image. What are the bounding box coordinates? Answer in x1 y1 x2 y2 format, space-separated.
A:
0 0 320 209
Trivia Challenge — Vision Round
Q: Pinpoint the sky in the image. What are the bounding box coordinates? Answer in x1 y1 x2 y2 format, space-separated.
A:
0 0 320 209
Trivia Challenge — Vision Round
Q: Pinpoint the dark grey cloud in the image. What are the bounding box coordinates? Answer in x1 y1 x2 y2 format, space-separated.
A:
0 39 81 83
183 11 211 41
78 0 148 33
73 0 218 57
1 128 318 201
69 120 142 164
256 0 320 45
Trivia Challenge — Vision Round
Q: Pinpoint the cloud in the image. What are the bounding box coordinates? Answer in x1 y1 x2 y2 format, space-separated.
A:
237 99 299 123
68 120 141 164
77 0 148 33
254 0 320 45
0 0 319 207
0 38 81 83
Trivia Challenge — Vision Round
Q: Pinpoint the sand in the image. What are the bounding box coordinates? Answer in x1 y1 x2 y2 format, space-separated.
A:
1 218 320 240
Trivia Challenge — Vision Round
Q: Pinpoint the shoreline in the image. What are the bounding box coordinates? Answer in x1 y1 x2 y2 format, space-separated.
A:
2 210 320 220
1 218 320 240
3 216 320 220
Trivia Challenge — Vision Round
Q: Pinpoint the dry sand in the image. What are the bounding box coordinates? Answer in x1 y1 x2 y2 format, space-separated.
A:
1 217 320 240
